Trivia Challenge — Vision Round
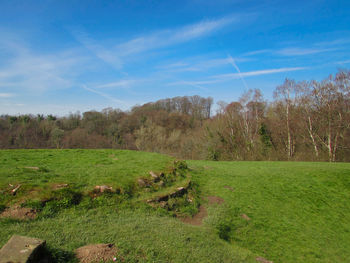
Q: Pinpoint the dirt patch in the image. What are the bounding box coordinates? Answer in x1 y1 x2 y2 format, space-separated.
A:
223 185 234 192
75 243 118 263
181 196 225 226
207 196 225 205
0 206 37 220
180 205 208 226
24 166 40 170
241 213 251 221
256 256 273 263
203 166 213 170
52 183 69 190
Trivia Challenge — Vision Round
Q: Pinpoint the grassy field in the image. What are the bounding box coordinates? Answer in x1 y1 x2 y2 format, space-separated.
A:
1 150 350 262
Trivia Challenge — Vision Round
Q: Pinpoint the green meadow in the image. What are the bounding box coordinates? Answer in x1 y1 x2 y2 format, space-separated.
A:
1 149 350 262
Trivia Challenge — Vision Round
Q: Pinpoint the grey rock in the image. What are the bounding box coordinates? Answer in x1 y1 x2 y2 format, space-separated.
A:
0 235 46 263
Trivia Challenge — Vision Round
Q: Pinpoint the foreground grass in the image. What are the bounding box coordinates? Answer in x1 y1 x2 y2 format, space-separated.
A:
0 149 254 262
0 205 253 262
1 150 350 262
188 161 350 263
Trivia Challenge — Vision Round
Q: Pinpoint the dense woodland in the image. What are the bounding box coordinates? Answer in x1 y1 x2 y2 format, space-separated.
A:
1 69 350 162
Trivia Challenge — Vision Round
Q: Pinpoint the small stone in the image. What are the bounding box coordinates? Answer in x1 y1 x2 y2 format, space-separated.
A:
149 171 160 182
94 185 113 193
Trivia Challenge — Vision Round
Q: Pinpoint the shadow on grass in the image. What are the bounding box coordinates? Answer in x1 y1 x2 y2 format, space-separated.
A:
45 246 78 263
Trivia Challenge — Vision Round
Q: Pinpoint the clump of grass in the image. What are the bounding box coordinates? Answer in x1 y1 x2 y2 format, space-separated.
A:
38 188 83 218
0 204 6 213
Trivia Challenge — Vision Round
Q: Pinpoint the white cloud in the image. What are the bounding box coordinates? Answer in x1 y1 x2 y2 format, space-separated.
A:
214 67 307 79
335 60 350 65
116 16 236 56
82 85 131 108
158 56 250 73
0 36 88 92
71 29 123 69
71 15 240 70
242 49 272 56
277 47 337 56
0 93 14 98
95 79 136 89
168 67 307 87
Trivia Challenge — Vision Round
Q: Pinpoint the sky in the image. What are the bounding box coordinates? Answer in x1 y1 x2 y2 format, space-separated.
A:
0 0 350 115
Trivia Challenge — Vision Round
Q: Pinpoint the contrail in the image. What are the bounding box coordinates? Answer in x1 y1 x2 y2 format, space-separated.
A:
82 84 127 106
227 54 249 91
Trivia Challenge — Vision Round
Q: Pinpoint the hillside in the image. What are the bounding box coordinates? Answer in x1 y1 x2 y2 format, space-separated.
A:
1 150 350 262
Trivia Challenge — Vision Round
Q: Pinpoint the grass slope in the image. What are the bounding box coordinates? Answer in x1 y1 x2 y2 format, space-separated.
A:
0 149 254 263
1 150 350 262
188 161 350 263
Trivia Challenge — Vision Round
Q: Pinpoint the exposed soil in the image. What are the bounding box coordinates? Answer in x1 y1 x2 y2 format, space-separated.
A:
241 213 251 221
24 166 39 170
0 206 37 220
180 205 208 226
181 196 225 226
52 183 69 190
256 256 273 263
223 185 234 192
75 243 118 263
207 196 225 205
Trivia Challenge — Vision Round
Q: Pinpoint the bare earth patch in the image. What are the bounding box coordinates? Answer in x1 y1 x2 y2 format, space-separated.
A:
0 206 37 220
75 243 118 263
181 196 225 226
180 205 208 226
52 183 69 190
207 196 225 205
24 166 40 170
223 185 234 192
241 213 251 221
256 256 273 263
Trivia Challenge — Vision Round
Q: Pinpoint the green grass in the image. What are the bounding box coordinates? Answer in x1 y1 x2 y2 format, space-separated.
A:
0 149 172 205
1 150 350 262
188 161 350 263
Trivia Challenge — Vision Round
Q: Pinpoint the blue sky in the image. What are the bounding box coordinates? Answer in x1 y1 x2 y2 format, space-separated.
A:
0 0 350 115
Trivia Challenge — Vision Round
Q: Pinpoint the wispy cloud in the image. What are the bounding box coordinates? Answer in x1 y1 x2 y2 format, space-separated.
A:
0 93 15 98
158 56 250 73
95 79 137 89
214 67 307 79
116 16 237 56
71 15 241 70
242 49 272 56
0 34 88 92
168 66 307 87
82 85 130 107
335 59 350 65
277 47 337 56
71 29 123 69
227 54 248 90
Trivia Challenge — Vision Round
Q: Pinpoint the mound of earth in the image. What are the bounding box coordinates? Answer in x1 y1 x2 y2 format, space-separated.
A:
0 206 37 220
75 243 118 263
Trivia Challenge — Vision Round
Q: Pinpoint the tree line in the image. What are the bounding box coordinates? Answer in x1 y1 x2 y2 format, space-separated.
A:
1 69 349 162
